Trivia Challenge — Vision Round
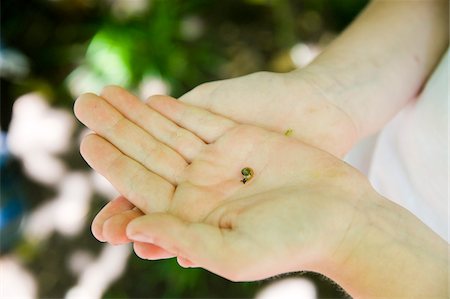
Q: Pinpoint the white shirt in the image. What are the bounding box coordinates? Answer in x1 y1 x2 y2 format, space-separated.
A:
346 49 449 242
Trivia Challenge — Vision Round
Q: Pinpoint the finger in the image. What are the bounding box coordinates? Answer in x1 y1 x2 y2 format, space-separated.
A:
81 133 174 213
74 93 186 184
126 213 235 276
133 242 175 260
91 196 137 242
102 208 143 245
177 256 196 268
147 95 237 143
101 86 205 162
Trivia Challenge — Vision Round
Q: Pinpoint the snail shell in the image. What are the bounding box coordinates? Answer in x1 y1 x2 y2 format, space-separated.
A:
240 167 254 184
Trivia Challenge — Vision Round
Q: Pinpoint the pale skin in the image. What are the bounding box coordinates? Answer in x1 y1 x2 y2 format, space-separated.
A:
91 0 448 247
74 90 448 298
74 0 448 297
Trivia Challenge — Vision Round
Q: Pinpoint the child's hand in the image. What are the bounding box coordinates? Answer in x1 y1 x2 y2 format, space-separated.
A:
74 87 367 259
74 88 447 298
78 73 360 247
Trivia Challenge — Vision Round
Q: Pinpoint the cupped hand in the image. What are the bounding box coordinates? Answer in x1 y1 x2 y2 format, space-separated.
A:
126 166 370 281
89 70 360 244
83 71 358 242
74 87 368 267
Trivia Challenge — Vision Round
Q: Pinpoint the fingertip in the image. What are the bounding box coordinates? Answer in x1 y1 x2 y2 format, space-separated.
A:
102 214 133 245
91 196 137 243
91 218 106 242
126 216 149 240
177 256 195 268
100 85 129 101
74 92 97 119
132 242 149 260
133 242 175 260
79 132 98 158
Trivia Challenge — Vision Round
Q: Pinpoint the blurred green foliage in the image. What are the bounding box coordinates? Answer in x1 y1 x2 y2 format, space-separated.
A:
2 0 367 126
1 0 367 298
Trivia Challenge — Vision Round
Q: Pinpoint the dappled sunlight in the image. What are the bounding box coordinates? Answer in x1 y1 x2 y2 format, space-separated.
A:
0 48 30 80
89 170 120 200
256 278 317 299
67 249 96 276
65 244 131 299
8 93 75 185
85 31 133 85
66 65 110 98
138 76 171 99
110 0 151 20
23 152 67 185
0 256 37 298
23 172 93 241
9 93 74 155
52 172 92 236
22 152 67 186
2 0 362 297
290 43 321 68
67 29 133 97
180 15 204 41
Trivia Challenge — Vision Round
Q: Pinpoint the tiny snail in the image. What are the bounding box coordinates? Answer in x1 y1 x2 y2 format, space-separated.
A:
240 167 254 184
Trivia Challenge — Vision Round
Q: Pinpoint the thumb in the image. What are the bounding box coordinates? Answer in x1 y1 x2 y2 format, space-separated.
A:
126 213 234 274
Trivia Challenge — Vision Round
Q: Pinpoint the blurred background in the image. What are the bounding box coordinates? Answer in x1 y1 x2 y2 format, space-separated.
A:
1 0 368 298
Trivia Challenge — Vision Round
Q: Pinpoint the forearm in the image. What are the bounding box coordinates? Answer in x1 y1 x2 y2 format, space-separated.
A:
296 0 448 138
322 191 449 298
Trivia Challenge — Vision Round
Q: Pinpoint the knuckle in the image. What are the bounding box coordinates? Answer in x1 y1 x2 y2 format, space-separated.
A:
74 93 96 115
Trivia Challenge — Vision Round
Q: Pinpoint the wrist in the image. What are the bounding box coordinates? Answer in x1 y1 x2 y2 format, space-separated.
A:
287 64 363 147
320 189 449 298
295 61 379 140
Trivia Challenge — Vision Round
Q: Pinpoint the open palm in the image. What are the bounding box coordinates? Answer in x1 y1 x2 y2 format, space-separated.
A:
75 88 365 275
85 70 360 246
75 87 344 219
